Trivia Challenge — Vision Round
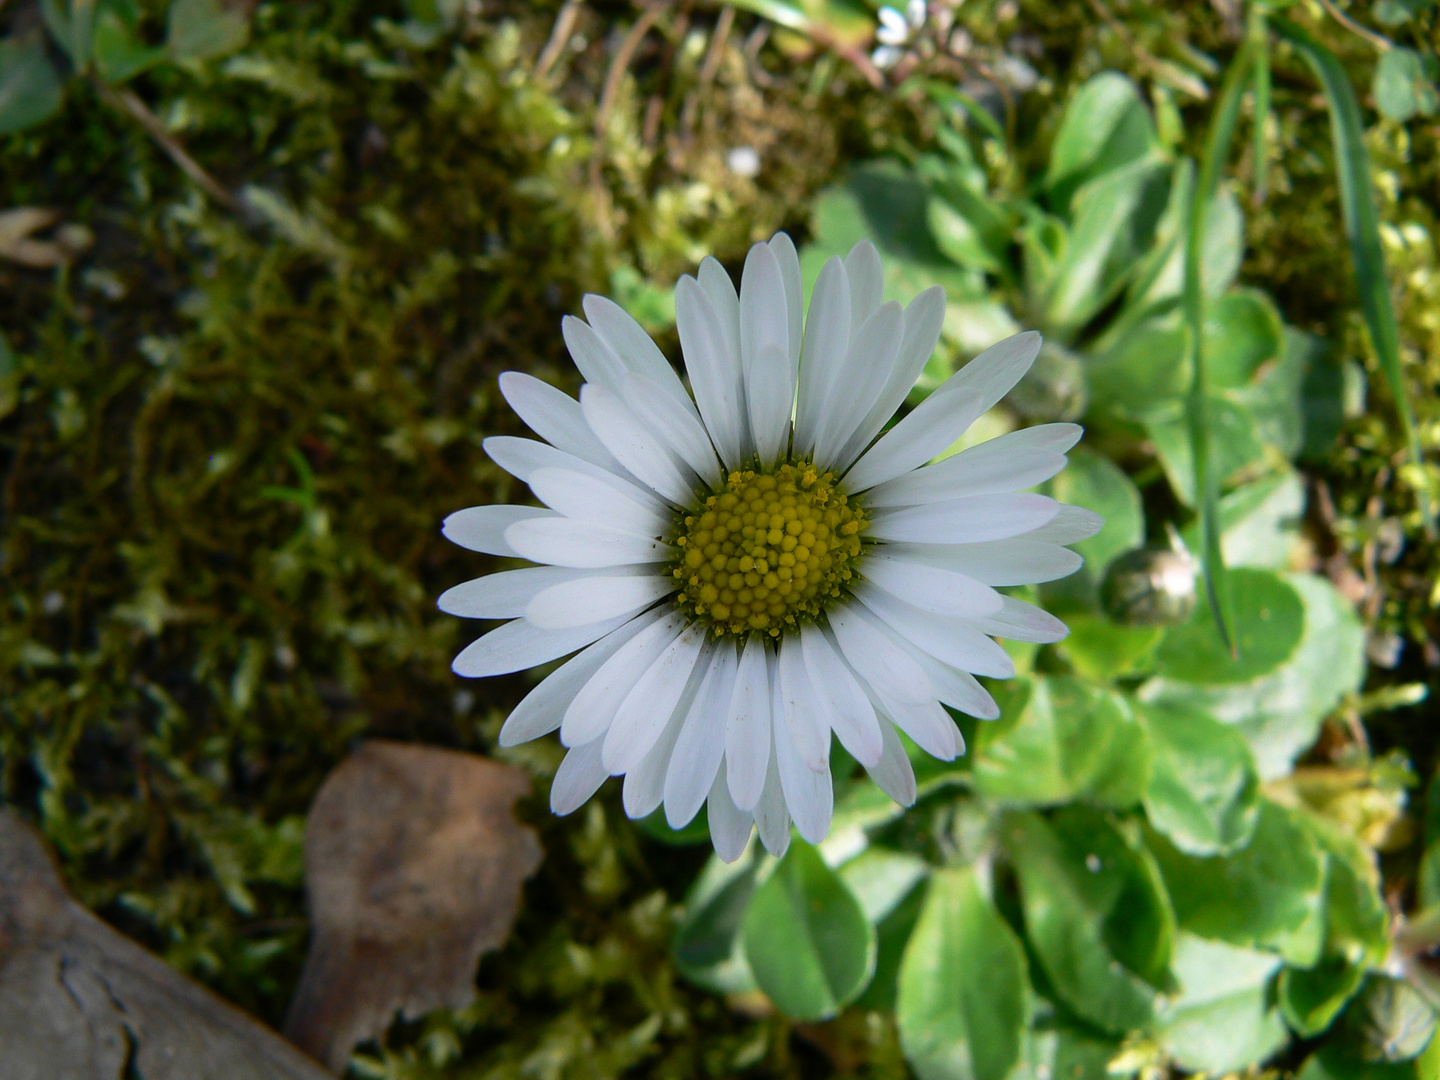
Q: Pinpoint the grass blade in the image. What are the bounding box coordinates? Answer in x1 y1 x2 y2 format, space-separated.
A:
1273 17 1432 533
1183 37 1259 656
1250 12 1271 206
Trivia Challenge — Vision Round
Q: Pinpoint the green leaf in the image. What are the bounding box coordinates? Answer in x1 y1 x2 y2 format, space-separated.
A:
1203 288 1285 389
1274 18 1431 530
1179 467 1305 571
972 677 1150 809
1346 977 1439 1063
1374 48 1439 123
1147 799 1326 962
1297 1047 1429 1080
896 867 1029 1080
1007 809 1170 1033
1015 1025 1118 1080
92 0 167 83
1153 567 1305 684
1044 72 1160 210
0 32 65 136
1144 395 1265 507
40 0 97 68
1281 956 1367 1037
1043 158 1172 338
1056 615 1163 681
741 840 875 1020
1086 315 1190 424
1140 574 1366 779
1373 0 1436 26
167 0 250 62
673 852 759 995
851 855 928 1012
1139 701 1261 856
1154 933 1288 1073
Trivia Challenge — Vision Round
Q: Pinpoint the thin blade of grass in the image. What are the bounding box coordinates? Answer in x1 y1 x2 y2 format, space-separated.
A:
1274 17 1432 533
1250 12 1271 206
1184 36 1259 657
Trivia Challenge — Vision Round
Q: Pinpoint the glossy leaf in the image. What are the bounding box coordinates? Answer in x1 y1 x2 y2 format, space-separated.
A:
1140 574 1366 779
0 32 65 136
1153 567 1304 684
1044 72 1159 209
1139 701 1260 856
972 677 1150 809
741 841 875 1020
1147 799 1326 963
1203 288 1284 390
1145 394 1265 508
1007 809 1170 1033
673 852 759 995
1056 615 1163 681
1373 48 1439 123
896 867 1028 1080
1155 933 1288 1073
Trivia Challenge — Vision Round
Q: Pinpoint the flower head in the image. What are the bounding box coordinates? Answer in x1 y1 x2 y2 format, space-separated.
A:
440 233 1101 861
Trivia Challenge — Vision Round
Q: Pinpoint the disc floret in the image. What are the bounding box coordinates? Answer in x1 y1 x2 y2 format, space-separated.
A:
671 461 867 637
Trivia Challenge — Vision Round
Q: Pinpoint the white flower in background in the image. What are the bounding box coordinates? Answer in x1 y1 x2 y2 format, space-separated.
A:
873 0 927 67
440 233 1100 861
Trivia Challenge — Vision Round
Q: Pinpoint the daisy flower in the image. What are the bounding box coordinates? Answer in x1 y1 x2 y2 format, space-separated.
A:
440 233 1101 861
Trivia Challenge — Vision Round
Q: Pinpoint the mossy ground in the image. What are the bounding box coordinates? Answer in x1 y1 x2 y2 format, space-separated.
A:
2 1 1438 1076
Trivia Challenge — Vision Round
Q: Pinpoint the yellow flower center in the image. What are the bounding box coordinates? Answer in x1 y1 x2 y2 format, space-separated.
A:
670 461 868 637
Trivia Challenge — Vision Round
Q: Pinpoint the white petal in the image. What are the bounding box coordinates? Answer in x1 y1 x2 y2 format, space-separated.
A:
754 728 792 858
619 372 723 489
883 539 1083 586
580 384 698 507
499 612 660 746
725 634 772 811
777 633 831 772
442 505 555 556
812 301 903 469
551 736 608 815
747 342 794 466
858 602 999 719
484 435 656 504
1025 503 1105 544
845 239 885 329
740 244 795 466
562 315 626 392
828 603 936 714
868 714 918 807
665 640 739 827
498 371 626 474
767 232 804 376
525 573 675 629
697 257 743 383
844 330 1042 492
527 467 668 535
860 554 1004 618
452 613 632 678
677 274 746 471
562 610 685 745
439 565 593 619
967 596 1070 644
773 676 834 845
603 624 709 774
581 294 695 412
505 517 670 568
801 625 883 767
865 436 1072 507
867 493 1059 544
624 658 701 820
855 581 1015 678
707 761 755 863
793 257 852 457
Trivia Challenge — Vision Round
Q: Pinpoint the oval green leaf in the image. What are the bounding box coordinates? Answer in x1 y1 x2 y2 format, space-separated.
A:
741 841 875 1020
896 867 1028 1080
1153 567 1304 683
1139 701 1261 856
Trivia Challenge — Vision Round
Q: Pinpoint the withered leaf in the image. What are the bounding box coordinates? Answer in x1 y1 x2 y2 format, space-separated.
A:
0 808 333 1080
282 740 543 1071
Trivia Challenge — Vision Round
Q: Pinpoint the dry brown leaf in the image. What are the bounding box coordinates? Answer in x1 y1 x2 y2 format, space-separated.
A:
282 740 543 1071
0 808 333 1080
0 207 91 268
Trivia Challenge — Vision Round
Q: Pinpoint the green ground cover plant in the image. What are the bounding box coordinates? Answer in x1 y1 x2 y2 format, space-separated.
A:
3 0 1440 1077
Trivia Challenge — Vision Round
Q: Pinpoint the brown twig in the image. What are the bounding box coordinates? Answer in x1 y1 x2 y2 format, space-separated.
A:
591 4 666 237
535 0 583 82
697 3 734 89
93 78 235 209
